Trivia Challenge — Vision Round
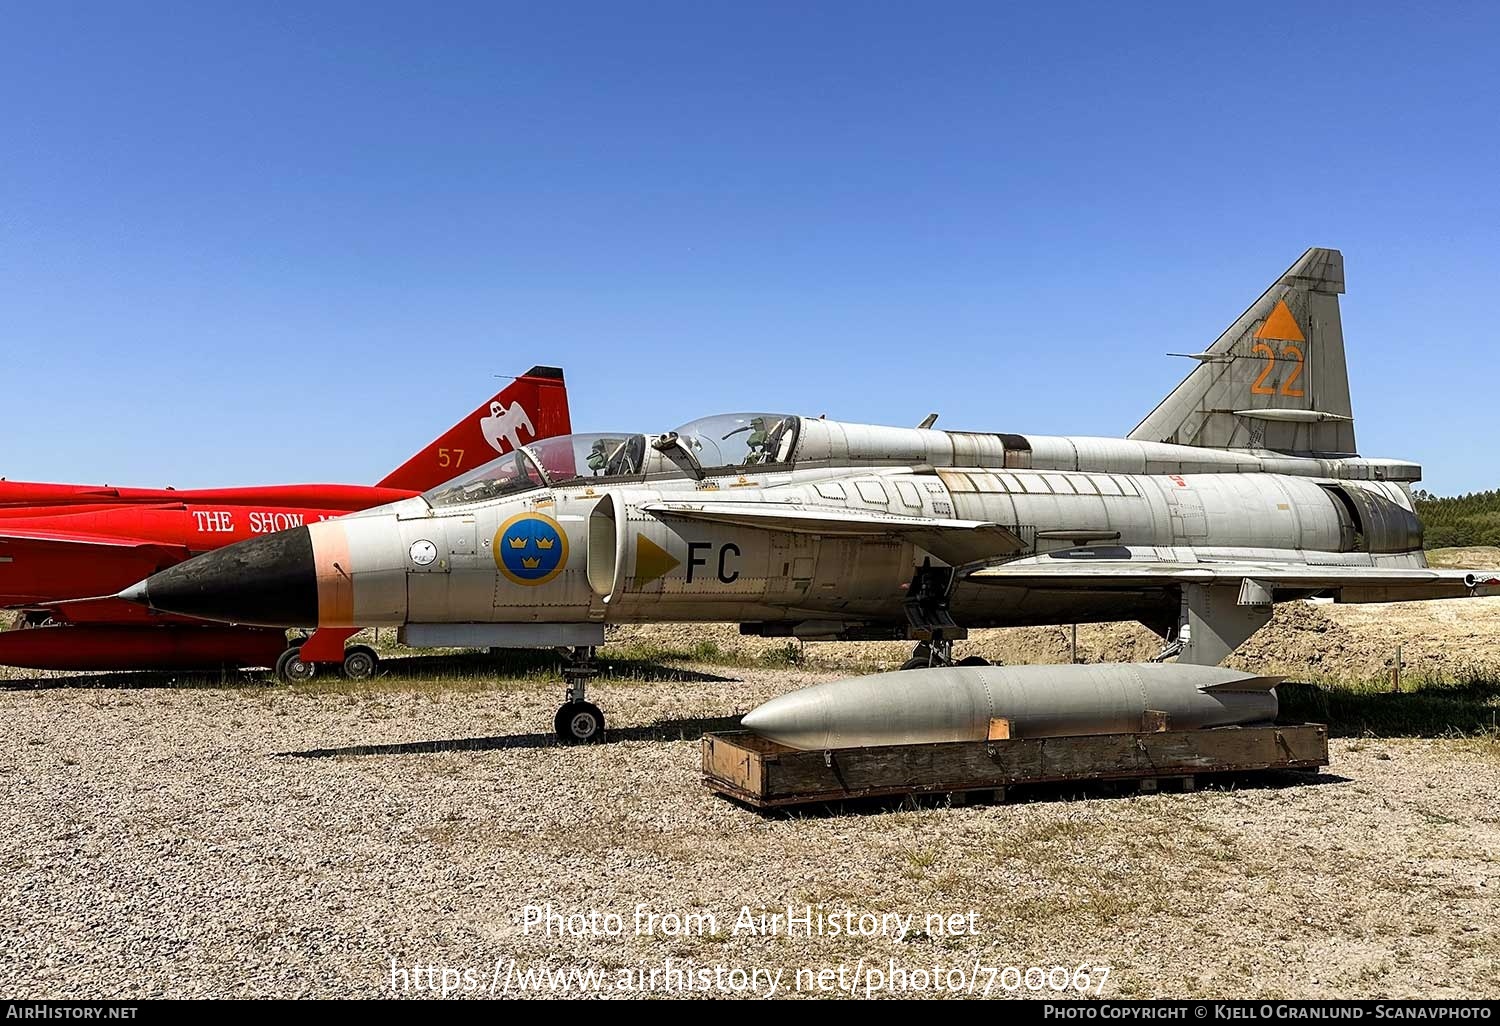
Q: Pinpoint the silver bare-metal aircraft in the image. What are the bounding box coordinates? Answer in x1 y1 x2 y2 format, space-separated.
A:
122 248 1500 741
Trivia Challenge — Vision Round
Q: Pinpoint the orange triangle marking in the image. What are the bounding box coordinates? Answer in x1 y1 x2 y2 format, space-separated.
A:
1255 298 1305 342
634 533 680 586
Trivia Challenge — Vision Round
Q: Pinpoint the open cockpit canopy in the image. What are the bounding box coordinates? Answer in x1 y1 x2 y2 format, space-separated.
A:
666 413 799 470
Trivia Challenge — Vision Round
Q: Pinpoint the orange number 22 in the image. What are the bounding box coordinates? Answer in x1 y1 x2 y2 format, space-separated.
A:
1250 343 1305 397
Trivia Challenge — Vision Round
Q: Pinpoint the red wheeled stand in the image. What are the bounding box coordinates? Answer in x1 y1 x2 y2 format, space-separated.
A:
273 627 380 683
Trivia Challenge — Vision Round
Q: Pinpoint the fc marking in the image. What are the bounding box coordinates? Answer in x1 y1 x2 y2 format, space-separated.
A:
687 541 740 584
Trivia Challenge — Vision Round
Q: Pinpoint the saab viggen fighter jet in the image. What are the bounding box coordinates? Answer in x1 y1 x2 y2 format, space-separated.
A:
1 367 570 679
123 250 1500 740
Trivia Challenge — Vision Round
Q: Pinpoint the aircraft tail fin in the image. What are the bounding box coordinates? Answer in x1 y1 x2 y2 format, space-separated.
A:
377 366 573 491
1128 248 1355 456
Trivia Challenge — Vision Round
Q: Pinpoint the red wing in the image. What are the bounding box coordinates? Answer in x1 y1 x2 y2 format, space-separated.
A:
0 530 190 607
0 526 186 550
0 480 124 507
30 596 209 626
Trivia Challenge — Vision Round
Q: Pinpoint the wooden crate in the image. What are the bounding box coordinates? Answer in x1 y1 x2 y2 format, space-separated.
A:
702 724 1328 810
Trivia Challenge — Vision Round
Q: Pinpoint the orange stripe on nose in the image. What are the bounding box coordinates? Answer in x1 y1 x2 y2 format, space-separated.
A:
311 523 355 626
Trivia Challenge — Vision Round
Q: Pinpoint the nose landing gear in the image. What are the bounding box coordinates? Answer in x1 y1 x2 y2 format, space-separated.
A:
555 700 606 743
555 646 606 743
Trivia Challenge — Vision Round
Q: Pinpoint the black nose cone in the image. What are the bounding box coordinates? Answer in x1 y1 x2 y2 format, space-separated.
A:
129 527 319 627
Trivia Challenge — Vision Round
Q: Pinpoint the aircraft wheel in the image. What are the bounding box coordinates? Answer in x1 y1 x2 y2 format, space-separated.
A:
274 646 316 683
957 656 991 667
554 702 606 744
898 657 930 671
341 645 380 680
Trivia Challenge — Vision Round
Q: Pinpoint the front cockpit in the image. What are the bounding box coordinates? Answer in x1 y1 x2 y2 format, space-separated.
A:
425 433 649 508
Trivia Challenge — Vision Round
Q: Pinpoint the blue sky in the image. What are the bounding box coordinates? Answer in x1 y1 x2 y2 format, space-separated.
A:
2 2 1496 492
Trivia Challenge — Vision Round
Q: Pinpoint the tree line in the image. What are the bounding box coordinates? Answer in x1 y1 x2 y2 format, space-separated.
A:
1412 489 1500 549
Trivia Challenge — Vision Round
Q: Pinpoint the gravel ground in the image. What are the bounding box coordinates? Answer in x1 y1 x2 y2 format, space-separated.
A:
1 662 1496 1000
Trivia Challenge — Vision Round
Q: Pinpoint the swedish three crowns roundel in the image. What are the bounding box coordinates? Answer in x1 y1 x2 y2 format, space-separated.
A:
494 512 569 586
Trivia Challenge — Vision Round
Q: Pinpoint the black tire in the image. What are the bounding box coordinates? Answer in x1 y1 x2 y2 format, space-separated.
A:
274 646 316 683
899 657 930 671
554 701 606 743
340 645 379 680
957 656 991 667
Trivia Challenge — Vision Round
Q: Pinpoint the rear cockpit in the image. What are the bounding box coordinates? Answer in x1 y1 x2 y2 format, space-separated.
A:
648 413 801 479
667 413 799 468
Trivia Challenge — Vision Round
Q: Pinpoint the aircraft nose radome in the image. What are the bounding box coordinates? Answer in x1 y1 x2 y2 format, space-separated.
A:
124 527 320 628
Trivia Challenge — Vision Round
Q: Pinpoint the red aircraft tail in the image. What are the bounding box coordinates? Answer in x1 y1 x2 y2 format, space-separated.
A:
376 366 572 492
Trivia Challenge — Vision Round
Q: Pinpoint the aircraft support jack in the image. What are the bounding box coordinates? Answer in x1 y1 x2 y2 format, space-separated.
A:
274 628 379 683
274 644 316 683
339 645 380 681
555 646 606 744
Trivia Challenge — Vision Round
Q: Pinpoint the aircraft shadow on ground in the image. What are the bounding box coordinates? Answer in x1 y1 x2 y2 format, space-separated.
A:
0 652 740 691
284 726 1353 820
0 668 267 691
280 714 747 758
369 652 741 685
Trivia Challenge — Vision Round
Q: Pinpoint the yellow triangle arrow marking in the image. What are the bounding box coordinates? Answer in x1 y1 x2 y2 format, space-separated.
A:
634 533 680 586
1255 298 1306 342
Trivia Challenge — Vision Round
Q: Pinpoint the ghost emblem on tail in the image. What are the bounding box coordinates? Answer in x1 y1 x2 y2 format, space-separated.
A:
480 401 535 454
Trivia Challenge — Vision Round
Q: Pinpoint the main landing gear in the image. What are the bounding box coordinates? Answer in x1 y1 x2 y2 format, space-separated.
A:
897 560 990 671
554 646 606 744
898 640 991 671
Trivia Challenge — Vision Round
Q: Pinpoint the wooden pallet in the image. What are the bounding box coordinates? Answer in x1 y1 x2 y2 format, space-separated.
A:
703 724 1328 810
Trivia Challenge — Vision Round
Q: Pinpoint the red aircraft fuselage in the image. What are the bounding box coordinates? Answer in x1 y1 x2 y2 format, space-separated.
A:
0 481 418 512
0 502 373 609
0 366 571 672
